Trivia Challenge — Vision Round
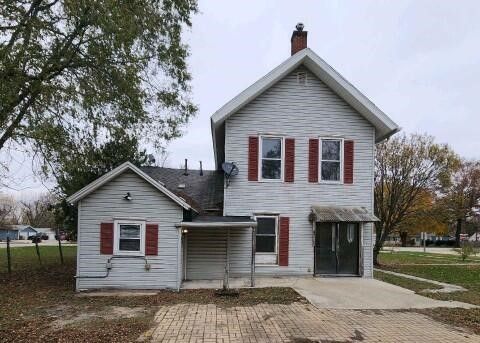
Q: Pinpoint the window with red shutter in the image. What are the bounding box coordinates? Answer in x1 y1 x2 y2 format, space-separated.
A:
279 217 290 266
308 139 319 182
344 140 354 184
113 220 146 256
100 223 114 255
145 224 158 256
248 136 259 181
284 138 295 182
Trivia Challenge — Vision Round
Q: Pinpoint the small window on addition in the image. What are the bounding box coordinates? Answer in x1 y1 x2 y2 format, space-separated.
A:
114 220 145 256
297 71 307 85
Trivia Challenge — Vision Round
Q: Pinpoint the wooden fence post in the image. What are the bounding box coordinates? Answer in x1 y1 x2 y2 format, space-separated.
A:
57 228 64 265
6 237 11 274
35 239 42 265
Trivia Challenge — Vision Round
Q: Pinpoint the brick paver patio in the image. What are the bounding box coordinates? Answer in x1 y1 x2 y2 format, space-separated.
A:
143 302 479 342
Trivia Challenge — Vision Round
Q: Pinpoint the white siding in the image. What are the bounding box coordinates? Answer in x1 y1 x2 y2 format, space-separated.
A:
76 170 183 290
224 66 375 277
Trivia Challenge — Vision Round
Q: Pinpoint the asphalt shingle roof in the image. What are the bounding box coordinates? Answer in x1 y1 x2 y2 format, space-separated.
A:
140 167 224 214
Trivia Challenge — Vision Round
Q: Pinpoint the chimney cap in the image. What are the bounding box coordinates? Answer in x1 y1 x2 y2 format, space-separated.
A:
295 23 304 31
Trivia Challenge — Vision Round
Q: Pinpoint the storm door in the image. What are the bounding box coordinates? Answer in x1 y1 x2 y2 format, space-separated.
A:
315 222 359 275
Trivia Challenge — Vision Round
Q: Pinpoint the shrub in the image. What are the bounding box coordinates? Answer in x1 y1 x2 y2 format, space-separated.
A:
454 242 476 261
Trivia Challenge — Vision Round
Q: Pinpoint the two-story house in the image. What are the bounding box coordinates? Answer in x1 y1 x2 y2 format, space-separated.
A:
68 24 399 291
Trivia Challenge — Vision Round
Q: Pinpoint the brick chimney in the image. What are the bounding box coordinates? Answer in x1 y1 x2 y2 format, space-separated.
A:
291 23 307 55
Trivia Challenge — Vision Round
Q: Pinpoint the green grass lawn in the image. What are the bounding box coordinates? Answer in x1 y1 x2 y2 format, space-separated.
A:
1 245 77 272
0 246 305 343
374 270 442 293
377 251 480 334
379 251 480 265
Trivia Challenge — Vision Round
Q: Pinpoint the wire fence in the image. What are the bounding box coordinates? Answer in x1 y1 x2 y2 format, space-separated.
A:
2 235 76 274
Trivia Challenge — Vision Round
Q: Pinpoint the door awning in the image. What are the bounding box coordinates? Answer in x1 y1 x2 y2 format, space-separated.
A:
310 206 379 223
176 216 257 228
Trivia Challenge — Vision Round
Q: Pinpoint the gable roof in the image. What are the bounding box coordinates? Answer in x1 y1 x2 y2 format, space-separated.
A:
66 162 193 211
140 167 224 214
211 48 400 168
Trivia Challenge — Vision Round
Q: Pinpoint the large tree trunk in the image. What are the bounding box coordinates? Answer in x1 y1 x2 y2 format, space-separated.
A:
373 244 381 266
373 222 386 266
399 231 408 247
455 218 462 247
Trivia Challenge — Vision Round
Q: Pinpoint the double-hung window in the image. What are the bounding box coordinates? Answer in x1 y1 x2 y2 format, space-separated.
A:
114 220 145 256
255 216 278 264
260 136 283 181
320 138 343 182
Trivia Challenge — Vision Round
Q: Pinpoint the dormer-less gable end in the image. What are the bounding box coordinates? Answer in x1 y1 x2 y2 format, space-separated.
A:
211 24 400 169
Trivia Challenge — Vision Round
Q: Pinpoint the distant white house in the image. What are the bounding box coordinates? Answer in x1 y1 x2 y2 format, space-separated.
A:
14 225 38 239
469 233 480 242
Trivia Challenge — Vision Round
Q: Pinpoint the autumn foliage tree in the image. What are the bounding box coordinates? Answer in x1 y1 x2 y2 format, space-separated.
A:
396 190 448 246
373 134 459 265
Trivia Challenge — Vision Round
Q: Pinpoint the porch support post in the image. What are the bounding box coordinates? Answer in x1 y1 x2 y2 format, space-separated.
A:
176 227 183 291
225 228 230 289
251 225 256 287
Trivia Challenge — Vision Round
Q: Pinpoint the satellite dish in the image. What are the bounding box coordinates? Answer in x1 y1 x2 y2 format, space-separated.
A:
222 162 239 187
222 162 239 176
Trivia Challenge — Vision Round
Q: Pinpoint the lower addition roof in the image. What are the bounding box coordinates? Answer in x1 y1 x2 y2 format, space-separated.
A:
310 206 379 223
177 216 257 229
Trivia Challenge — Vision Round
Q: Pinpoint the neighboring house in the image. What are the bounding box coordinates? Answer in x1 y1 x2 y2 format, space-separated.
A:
35 228 57 240
469 233 480 242
0 228 19 240
16 225 37 239
413 233 453 246
68 24 399 291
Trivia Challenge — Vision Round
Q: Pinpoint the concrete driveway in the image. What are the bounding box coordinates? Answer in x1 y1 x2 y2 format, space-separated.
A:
182 276 475 309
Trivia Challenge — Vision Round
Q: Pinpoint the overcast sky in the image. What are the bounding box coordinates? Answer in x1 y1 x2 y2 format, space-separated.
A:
2 0 480 199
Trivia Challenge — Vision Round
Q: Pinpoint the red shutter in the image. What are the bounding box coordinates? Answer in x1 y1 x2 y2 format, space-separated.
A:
248 136 259 181
284 138 295 182
100 223 114 254
308 139 319 183
344 140 354 184
278 217 290 266
145 224 158 256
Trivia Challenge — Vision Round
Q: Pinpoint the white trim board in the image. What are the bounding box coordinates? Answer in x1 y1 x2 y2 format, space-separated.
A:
66 162 193 211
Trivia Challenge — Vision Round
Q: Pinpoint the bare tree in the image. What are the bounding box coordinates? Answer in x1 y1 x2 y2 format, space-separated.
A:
20 194 56 228
440 161 480 246
0 195 18 229
373 134 459 265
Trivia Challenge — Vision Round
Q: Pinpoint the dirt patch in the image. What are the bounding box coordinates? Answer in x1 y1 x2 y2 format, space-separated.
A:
50 306 147 330
416 308 480 335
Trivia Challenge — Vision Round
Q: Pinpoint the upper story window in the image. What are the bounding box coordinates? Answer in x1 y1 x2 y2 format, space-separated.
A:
320 138 343 182
114 220 145 256
260 136 283 181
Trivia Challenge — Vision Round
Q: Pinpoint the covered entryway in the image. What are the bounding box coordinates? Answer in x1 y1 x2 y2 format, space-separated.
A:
310 206 379 276
178 216 257 288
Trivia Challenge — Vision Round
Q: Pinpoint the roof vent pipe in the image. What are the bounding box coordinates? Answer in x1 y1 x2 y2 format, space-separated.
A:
183 159 188 176
199 161 203 176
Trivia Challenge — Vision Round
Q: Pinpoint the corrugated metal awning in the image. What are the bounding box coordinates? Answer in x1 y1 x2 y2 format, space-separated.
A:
310 206 379 222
